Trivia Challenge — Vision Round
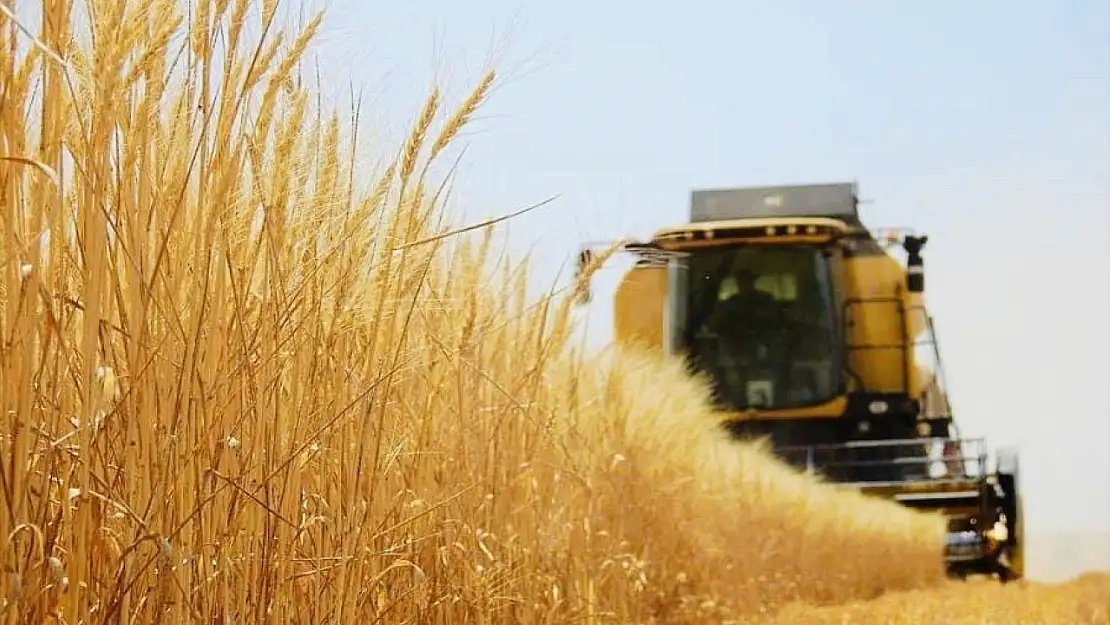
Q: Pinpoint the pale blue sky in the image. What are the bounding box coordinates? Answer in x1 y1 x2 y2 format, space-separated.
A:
307 0 1110 538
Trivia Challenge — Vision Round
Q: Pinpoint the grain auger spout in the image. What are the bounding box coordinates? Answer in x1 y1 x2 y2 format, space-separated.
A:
571 181 1024 582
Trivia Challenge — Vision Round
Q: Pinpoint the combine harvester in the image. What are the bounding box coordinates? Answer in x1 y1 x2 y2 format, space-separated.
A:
573 182 1024 582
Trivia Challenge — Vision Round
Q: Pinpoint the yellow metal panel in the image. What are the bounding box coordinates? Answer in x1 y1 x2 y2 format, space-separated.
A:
843 254 916 394
613 266 667 351
852 479 983 498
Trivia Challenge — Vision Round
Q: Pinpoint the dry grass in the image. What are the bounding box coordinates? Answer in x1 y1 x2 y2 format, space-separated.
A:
762 573 1110 624
2 0 1060 623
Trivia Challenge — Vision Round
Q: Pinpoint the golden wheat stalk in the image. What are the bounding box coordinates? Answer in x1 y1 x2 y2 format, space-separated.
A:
0 1 960 623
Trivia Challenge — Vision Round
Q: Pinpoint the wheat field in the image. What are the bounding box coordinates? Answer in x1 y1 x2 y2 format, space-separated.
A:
0 1 1105 623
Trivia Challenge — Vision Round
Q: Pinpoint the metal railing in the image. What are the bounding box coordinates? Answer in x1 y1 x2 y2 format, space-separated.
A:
774 437 990 485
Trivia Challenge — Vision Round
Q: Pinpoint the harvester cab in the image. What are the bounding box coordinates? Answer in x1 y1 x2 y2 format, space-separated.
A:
573 182 1024 582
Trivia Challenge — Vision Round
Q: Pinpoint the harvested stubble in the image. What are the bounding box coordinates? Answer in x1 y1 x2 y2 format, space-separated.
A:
1 1 953 623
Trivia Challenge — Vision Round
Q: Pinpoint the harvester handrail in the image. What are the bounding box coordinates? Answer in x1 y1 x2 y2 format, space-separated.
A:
773 436 990 482
782 436 986 451
812 456 972 468
839 478 984 490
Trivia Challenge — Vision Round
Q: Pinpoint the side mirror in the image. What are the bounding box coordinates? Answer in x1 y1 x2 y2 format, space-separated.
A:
903 234 928 293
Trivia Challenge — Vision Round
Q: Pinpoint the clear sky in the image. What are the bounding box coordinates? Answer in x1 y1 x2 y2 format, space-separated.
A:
307 0 1110 536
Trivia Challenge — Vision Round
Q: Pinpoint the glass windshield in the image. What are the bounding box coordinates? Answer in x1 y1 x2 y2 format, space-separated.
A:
679 244 840 411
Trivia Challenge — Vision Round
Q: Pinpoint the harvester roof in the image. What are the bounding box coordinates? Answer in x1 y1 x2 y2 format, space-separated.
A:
689 181 864 226
643 180 879 250
650 216 851 250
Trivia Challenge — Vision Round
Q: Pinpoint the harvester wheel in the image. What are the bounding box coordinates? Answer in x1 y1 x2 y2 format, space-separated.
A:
994 447 1024 582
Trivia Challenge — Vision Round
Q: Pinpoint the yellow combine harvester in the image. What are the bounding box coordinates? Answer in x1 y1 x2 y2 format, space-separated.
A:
574 182 1024 582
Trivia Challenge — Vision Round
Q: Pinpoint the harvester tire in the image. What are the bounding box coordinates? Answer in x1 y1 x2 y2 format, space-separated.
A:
994 447 1024 582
